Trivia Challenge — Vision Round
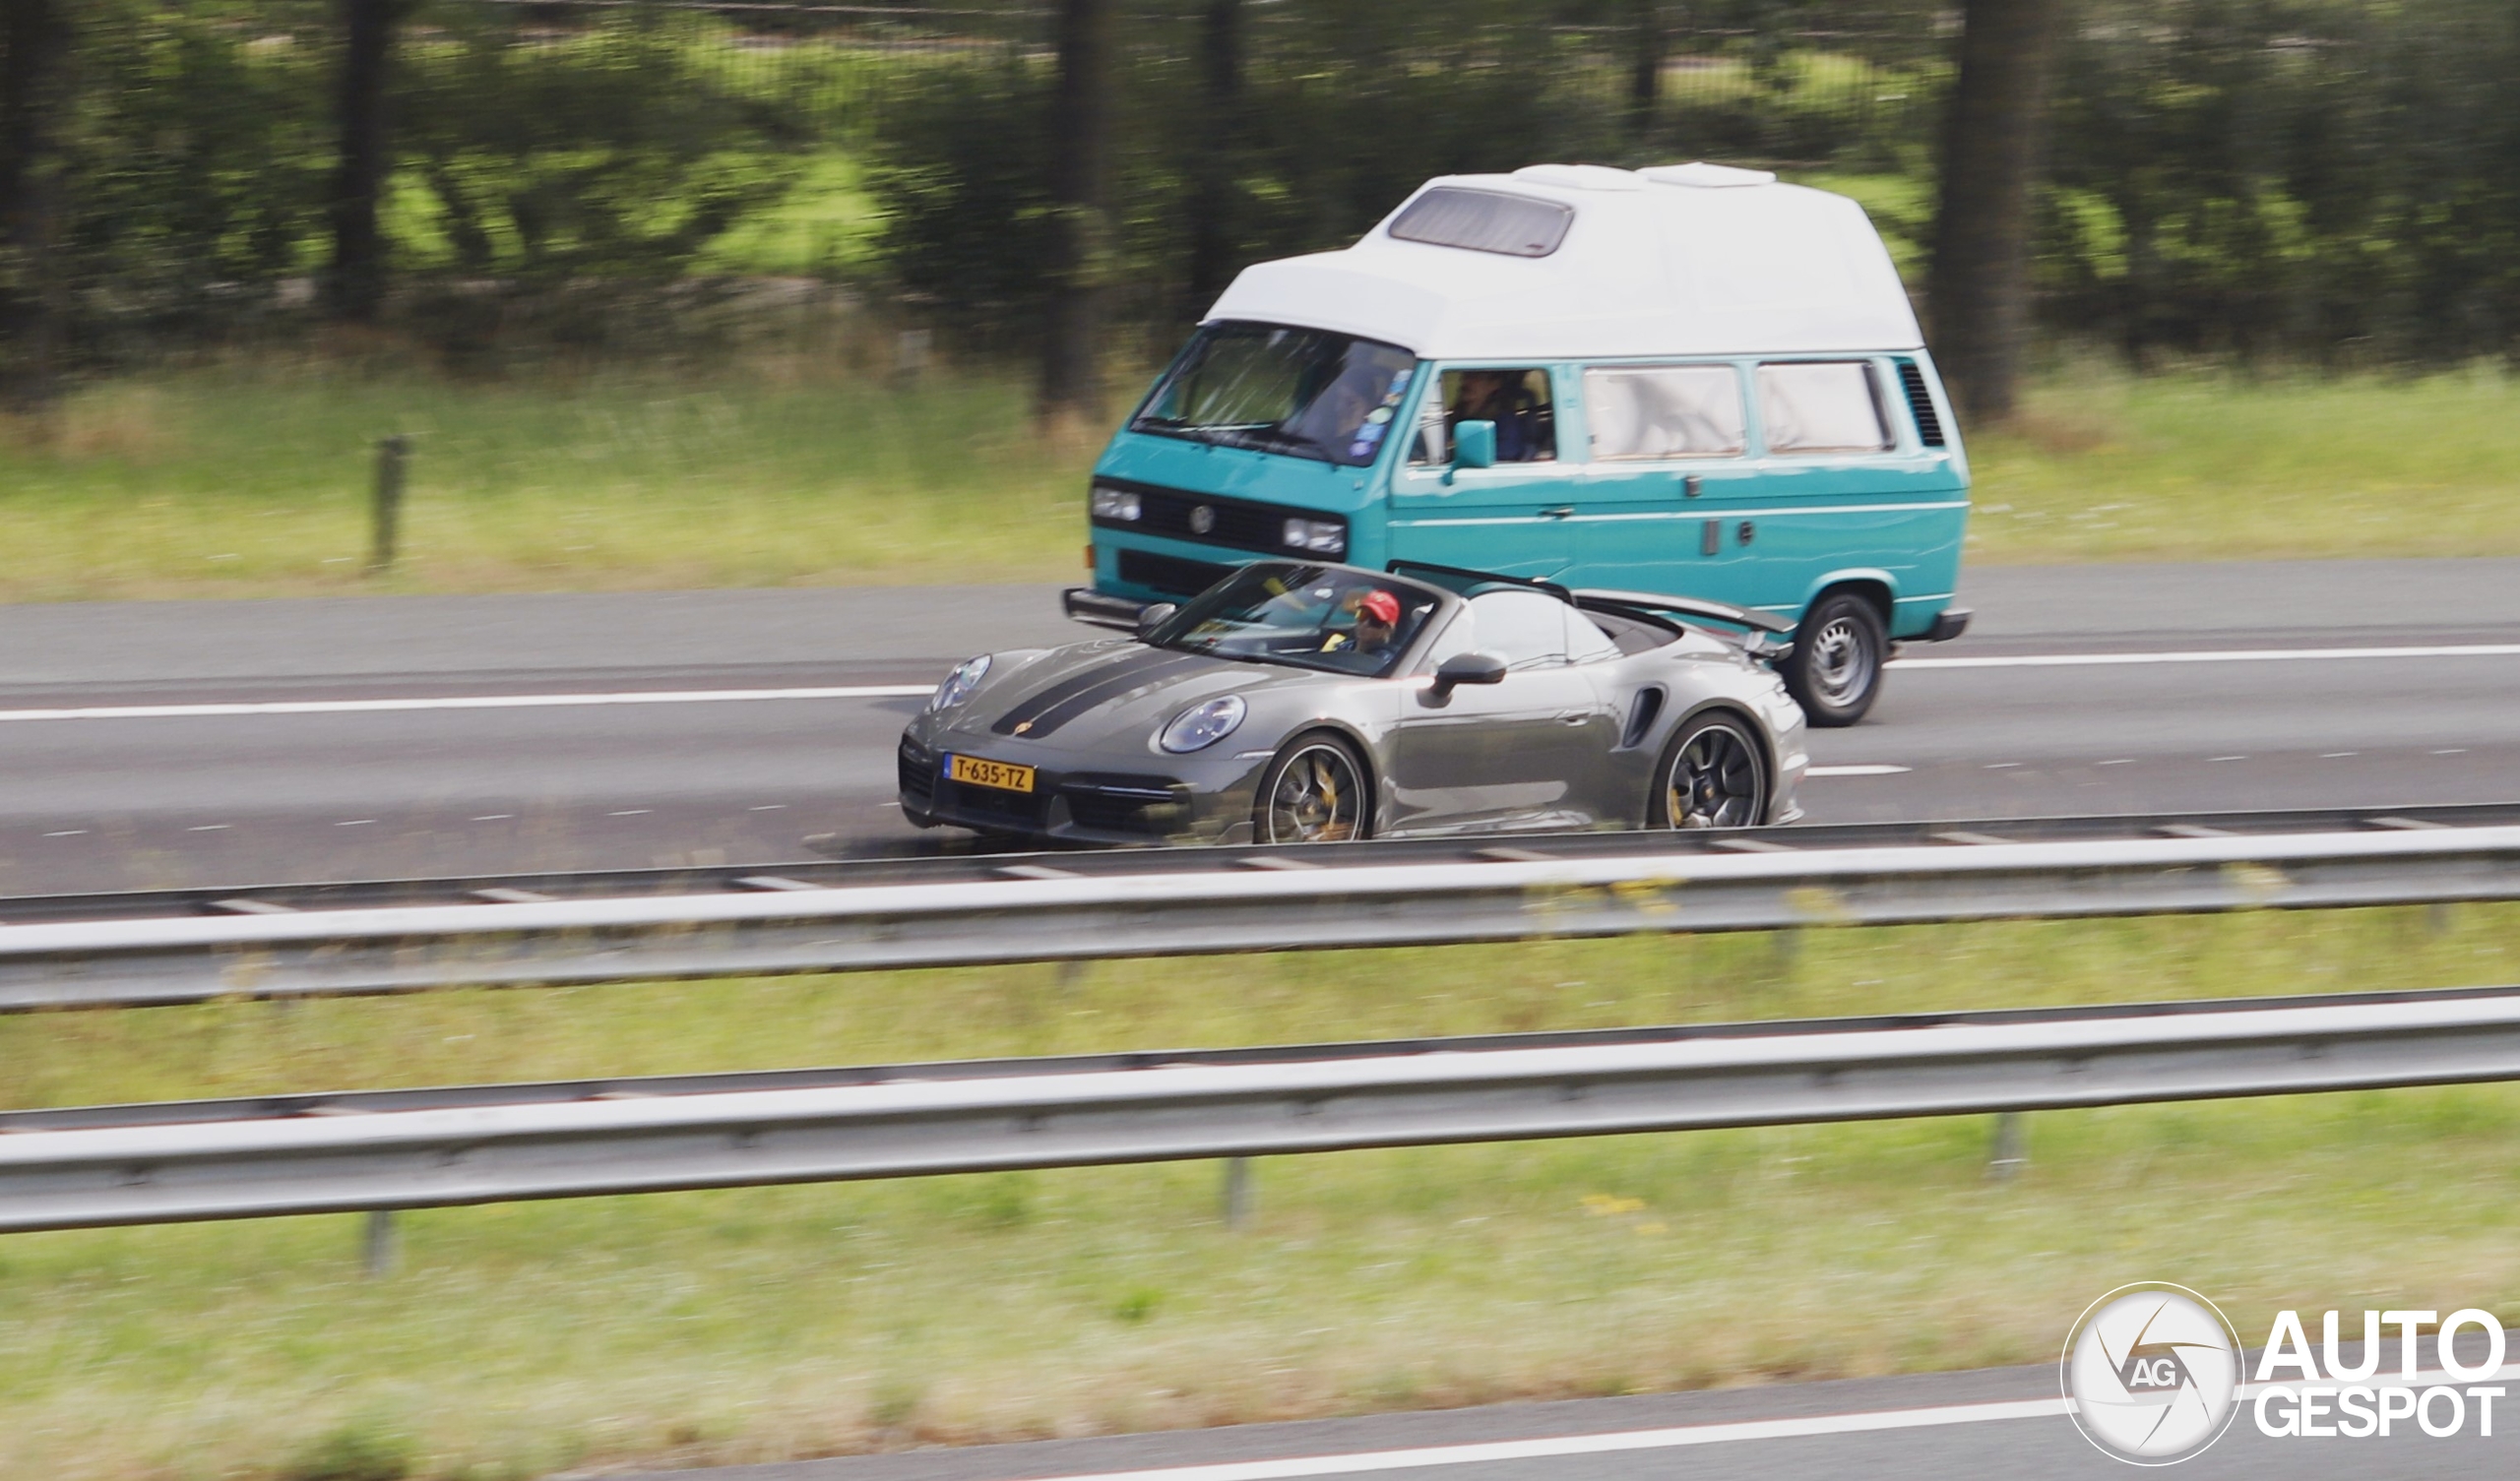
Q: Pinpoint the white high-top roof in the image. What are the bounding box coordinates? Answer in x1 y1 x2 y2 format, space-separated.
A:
1204 162 1922 361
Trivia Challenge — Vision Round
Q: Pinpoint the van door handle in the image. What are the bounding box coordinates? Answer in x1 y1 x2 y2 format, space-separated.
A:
1541 506 1574 520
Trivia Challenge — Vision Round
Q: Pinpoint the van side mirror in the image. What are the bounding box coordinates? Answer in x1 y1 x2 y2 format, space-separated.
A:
1450 419 1496 472
1134 602 1178 642
1430 651 1508 697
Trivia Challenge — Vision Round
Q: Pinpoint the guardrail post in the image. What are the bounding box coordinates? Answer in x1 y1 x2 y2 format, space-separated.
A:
362 1208 399 1276
1987 1112 2027 1180
366 435 409 575
1221 1156 1253 1228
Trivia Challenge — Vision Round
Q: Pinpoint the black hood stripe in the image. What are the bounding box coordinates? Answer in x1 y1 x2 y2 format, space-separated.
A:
990 649 1211 738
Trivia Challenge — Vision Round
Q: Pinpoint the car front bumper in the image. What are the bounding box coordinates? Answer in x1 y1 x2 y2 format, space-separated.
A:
898 731 1266 846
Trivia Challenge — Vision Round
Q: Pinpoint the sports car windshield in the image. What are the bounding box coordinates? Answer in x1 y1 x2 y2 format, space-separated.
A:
1131 322 1418 466
1147 564 1441 678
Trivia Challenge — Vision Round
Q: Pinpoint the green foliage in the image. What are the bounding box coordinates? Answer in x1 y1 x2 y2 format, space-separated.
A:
392 8 808 282
2040 0 2520 363
46 2 333 344
865 0 1626 342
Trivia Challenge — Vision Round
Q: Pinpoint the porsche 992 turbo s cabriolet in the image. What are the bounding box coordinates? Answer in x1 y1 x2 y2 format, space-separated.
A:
898 561 1806 846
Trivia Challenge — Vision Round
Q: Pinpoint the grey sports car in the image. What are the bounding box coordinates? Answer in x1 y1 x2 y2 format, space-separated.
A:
897 561 1807 846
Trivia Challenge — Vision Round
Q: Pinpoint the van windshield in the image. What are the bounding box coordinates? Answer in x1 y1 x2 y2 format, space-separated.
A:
1131 322 1418 467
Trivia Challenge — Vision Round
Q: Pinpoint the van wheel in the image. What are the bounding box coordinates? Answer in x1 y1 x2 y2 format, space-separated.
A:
1783 591 1886 727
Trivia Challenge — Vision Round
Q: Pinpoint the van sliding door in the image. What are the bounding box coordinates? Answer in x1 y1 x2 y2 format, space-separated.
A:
1566 362 1761 605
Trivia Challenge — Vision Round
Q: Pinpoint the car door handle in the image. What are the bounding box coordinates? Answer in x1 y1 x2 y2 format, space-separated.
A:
1540 506 1574 520
1554 711 1590 725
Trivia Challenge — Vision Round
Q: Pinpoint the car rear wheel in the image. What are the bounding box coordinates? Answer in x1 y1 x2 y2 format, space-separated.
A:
1649 711 1770 830
1782 590 1886 727
1254 734 1370 844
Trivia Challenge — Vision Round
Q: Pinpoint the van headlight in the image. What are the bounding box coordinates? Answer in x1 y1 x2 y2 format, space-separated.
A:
1091 485 1142 522
1282 517 1347 555
929 653 991 710
1159 694 1246 753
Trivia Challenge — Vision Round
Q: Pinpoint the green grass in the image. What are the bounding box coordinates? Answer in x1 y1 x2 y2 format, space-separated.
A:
4 905 2519 1479
1968 360 2520 563
3 355 2516 604
0 359 1092 602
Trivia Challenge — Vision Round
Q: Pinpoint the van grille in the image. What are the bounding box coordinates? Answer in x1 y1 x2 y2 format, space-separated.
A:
1118 548 1234 597
1895 360 1946 447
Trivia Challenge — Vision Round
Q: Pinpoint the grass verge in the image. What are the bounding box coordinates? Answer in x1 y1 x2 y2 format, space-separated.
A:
2 356 2516 603
2 904 2518 1479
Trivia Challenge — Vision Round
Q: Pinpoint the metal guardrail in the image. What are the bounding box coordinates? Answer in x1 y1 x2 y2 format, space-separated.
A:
6 984 2519 1232
1 816 2517 1013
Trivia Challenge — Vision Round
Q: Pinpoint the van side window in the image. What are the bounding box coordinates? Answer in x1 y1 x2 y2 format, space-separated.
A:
1756 362 1893 454
1411 369 1555 464
1582 365 1745 460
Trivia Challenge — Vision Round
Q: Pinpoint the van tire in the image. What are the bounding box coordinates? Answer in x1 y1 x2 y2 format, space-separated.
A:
1783 591 1886 727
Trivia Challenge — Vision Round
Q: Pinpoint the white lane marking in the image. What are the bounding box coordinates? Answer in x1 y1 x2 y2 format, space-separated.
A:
2210 755 2246 762
748 804 788 811
2095 758 2135 766
470 814 513 823
1896 643 2520 670
0 685 933 723
186 824 229 832
1006 1397 2067 1481
2435 748 2469 755
607 809 652 817
2321 751 2360 759
335 819 375 827
1805 764 1911 777
41 830 85 837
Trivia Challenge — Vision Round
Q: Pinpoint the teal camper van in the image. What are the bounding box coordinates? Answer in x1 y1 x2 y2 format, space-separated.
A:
1070 161 1970 724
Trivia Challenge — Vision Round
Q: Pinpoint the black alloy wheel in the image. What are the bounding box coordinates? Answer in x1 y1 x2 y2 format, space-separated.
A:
1782 590 1887 727
1650 711 1771 830
1254 734 1370 844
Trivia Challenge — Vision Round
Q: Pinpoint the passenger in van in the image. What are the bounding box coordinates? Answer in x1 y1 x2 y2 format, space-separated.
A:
1448 370 1554 462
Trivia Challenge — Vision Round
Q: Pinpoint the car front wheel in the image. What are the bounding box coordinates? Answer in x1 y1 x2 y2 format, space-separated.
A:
1253 734 1370 844
1649 711 1771 830
1783 591 1886 726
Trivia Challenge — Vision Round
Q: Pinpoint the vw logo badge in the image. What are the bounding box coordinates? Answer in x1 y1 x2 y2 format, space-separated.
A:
1188 505 1217 535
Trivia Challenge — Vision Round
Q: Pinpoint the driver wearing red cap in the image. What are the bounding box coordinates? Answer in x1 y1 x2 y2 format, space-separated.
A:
1321 587 1402 657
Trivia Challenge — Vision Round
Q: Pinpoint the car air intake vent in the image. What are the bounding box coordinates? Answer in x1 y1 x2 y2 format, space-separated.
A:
1896 360 1945 447
1621 687 1667 750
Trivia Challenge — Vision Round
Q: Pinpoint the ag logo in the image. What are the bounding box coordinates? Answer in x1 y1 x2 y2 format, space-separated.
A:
2063 1283 2242 1465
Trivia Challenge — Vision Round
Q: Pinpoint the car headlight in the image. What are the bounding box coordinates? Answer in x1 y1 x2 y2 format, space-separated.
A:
929 653 991 710
1091 484 1142 522
1159 694 1246 753
1281 517 1347 555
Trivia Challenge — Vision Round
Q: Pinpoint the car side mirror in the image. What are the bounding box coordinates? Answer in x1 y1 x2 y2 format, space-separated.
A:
1134 602 1178 642
1430 651 1507 697
1448 419 1496 479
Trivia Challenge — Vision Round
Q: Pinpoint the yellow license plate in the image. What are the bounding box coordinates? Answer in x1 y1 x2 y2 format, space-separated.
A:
946 754 1036 794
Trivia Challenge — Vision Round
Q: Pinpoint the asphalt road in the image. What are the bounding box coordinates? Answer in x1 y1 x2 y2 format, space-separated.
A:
0 558 2515 894
619 1354 2520 1481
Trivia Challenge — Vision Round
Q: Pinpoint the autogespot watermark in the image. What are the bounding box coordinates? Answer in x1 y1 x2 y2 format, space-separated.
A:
2063 1283 2243 1464
2063 1284 2512 1464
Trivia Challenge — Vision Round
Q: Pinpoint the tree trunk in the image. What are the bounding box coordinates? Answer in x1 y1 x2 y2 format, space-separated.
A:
0 0 69 405
1627 0 1664 140
1039 0 1114 423
327 0 406 323
1184 0 1241 316
1925 0 2066 425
